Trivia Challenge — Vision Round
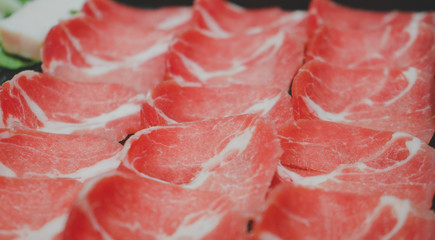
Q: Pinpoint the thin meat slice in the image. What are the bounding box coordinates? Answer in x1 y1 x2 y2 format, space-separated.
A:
120 114 282 215
83 0 192 30
167 29 303 89
253 183 435 240
0 177 82 240
0 128 122 181
63 171 247 240
276 120 435 209
306 22 435 72
193 0 307 39
42 15 180 93
307 0 435 36
149 80 294 130
292 60 435 142
0 71 146 141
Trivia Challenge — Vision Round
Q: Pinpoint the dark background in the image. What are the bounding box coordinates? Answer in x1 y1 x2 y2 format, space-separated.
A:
117 0 435 11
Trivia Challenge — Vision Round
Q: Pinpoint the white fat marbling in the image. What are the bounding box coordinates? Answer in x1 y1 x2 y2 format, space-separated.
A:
0 162 17 177
195 6 231 38
277 163 341 187
243 94 281 116
277 132 421 187
162 209 224 239
157 8 191 30
248 31 285 61
258 232 283 240
0 214 69 240
379 196 411 240
394 13 425 58
52 154 121 182
39 94 146 134
276 11 307 25
303 96 349 122
384 67 418 106
177 52 247 82
185 126 255 189
80 42 169 76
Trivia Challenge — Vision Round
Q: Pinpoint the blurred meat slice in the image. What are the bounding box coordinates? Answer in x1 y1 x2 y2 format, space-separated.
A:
63 171 247 240
167 28 303 90
193 0 307 40
149 80 294 130
0 128 122 181
42 13 188 93
83 0 192 30
292 60 435 142
121 114 281 215
306 22 435 72
276 120 435 209
253 183 435 240
0 71 147 141
307 0 435 36
0 177 82 240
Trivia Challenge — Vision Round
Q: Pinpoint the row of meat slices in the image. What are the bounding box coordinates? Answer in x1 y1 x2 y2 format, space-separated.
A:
0 0 434 239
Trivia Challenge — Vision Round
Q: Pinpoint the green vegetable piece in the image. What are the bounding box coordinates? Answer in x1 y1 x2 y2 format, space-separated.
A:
0 42 40 69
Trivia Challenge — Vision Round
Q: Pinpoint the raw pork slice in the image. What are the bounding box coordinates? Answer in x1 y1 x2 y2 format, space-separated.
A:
120 114 281 214
276 120 435 209
0 128 122 181
42 15 180 93
292 60 435 142
0 177 82 240
149 80 294 130
253 183 435 240
306 22 435 72
193 0 307 39
0 71 146 141
166 28 303 89
63 171 247 240
307 0 435 35
83 0 192 30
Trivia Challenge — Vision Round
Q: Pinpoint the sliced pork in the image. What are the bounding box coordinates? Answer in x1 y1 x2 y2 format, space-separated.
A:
253 183 435 240
0 177 82 240
121 114 281 215
306 22 435 72
166 28 303 89
292 60 435 142
63 171 247 240
193 0 307 39
277 120 435 209
0 71 146 141
149 80 293 130
42 13 186 93
83 0 192 30
307 0 435 35
0 128 122 181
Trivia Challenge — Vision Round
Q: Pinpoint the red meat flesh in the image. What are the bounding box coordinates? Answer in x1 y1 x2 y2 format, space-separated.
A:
277 120 435 209
42 14 185 93
306 23 435 72
253 183 435 240
193 0 307 39
292 60 435 143
166 28 303 90
83 0 192 30
150 80 294 130
121 114 281 215
0 71 146 141
0 128 122 181
63 171 247 240
307 0 435 35
0 177 82 240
